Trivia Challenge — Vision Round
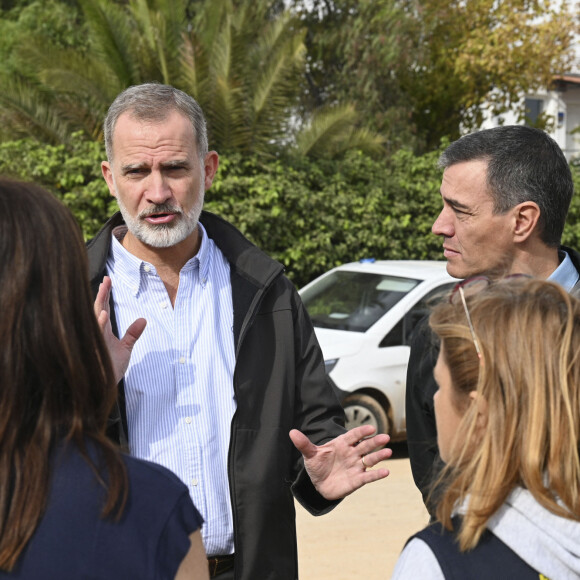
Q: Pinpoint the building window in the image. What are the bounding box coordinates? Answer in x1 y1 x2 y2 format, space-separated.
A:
524 98 543 126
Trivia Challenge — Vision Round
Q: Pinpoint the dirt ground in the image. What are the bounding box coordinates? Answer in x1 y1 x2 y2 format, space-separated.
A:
295 442 429 579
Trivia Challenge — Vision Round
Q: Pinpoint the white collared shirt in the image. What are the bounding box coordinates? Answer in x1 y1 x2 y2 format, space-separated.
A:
548 249 580 291
106 223 236 555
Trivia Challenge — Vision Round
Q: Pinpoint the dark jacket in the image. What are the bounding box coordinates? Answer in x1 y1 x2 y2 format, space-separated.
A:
87 211 345 580
405 246 580 510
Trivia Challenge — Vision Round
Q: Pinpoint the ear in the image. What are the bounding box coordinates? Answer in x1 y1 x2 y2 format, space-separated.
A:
203 151 220 191
469 391 488 432
101 161 117 199
512 201 541 243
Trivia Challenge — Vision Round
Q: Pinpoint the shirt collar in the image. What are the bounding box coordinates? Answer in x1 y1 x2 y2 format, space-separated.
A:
181 222 212 287
108 223 212 294
548 249 580 292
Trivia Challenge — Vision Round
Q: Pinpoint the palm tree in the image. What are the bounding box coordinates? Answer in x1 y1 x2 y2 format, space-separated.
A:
0 0 383 159
180 0 308 155
1 0 187 142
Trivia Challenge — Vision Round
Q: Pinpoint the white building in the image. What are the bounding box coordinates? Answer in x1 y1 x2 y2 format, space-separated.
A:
480 74 580 161
480 0 580 160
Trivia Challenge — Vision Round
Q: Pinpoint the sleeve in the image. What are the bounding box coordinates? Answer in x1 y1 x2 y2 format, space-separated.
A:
289 288 346 515
405 316 442 511
391 538 445 580
155 491 204 580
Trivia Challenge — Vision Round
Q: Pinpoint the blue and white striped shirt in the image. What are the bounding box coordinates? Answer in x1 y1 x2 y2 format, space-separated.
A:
106 223 236 556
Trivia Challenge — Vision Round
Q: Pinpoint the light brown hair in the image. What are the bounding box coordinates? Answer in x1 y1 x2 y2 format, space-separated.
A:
429 278 580 550
0 180 127 570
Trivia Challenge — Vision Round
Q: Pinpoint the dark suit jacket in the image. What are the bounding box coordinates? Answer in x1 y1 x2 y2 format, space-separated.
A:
405 246 580 511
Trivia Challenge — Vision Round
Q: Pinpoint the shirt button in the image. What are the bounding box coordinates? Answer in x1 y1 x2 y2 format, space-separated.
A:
191 478 198 486
185 417 192 424
160 302 168 309
179 356 186 364
144 265 151 272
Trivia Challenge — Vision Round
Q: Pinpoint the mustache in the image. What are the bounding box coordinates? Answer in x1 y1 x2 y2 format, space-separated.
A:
138 203 183 219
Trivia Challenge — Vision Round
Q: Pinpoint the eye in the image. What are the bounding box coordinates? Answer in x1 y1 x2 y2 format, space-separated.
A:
125 168 146 176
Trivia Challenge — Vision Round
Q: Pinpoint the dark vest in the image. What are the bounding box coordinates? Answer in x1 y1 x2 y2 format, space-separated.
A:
410 517 546 580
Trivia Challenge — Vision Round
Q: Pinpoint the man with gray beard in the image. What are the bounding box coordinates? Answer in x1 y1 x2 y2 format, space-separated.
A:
87 83 392 580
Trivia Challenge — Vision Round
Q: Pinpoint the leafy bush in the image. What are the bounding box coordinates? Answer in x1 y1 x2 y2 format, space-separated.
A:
0 133 114 237
207 149 445 286
3 135 580 287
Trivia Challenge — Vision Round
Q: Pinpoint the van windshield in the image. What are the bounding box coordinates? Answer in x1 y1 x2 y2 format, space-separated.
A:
301 271 419 332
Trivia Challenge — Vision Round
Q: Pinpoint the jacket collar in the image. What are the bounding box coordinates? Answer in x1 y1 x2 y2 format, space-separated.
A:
88 210 284 290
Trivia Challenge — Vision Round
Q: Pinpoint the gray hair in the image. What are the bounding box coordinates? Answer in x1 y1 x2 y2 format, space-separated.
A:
439 125 573 248
103 83 208 163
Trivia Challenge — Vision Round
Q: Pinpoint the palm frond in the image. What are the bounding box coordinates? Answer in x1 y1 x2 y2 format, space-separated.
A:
0 76 77 144
295 105 385 159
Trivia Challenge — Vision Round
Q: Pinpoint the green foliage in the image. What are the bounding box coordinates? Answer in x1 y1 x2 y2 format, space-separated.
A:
181 0 309 156
1 0 578 154
0 134 114 237
396 0 577 149
0 0 189 143
4 135 580 288
206 147 446 286
0 0 381 160
561 162 580 252
292 0 577 152
0 1 85 78
292 0 420 153
0 134 445 284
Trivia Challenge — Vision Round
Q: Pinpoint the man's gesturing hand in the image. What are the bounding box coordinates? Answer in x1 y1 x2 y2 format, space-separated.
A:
289 425 392 500
94 276 147 383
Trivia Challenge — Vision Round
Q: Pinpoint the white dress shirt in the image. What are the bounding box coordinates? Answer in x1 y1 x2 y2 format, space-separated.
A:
106 223 236 555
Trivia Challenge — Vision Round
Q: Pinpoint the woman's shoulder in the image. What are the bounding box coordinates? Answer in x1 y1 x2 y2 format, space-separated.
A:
120 453 203 524
391 536 444 580
100 454 203 578
54 441 202 529
122 453 189 492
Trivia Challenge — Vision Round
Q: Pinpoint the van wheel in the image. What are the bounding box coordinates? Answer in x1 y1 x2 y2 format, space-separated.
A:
342 393 391 435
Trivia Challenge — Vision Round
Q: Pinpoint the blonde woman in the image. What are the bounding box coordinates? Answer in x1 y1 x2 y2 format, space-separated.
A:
393 277 580 579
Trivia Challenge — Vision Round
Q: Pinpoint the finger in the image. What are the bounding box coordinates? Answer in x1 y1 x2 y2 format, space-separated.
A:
341 424 378 446
94 276 112 317
358 467 390 483
360 447 392 469
289 429 317 459
97 309 109 333
121 318 147 349
356 433 391 456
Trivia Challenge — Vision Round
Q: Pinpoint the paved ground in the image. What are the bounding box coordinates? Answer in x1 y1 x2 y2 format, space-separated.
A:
295 442 429 579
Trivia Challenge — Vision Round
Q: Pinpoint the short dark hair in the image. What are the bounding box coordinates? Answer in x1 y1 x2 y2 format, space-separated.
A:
439 125 573 247
104 83 208 163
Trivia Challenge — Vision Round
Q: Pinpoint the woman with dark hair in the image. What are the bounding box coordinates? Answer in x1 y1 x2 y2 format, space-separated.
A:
0 180 208 579
392 277 580 579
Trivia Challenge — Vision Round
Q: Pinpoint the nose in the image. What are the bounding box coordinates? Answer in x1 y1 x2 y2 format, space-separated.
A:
145 171 173 204
432 207 454 238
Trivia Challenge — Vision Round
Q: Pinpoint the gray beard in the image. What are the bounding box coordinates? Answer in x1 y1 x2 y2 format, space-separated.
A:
116 190 204 249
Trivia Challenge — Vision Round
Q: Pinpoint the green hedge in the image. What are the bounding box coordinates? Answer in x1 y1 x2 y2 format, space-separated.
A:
206 150 445 286
0 133 115 237
2 136 580 288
